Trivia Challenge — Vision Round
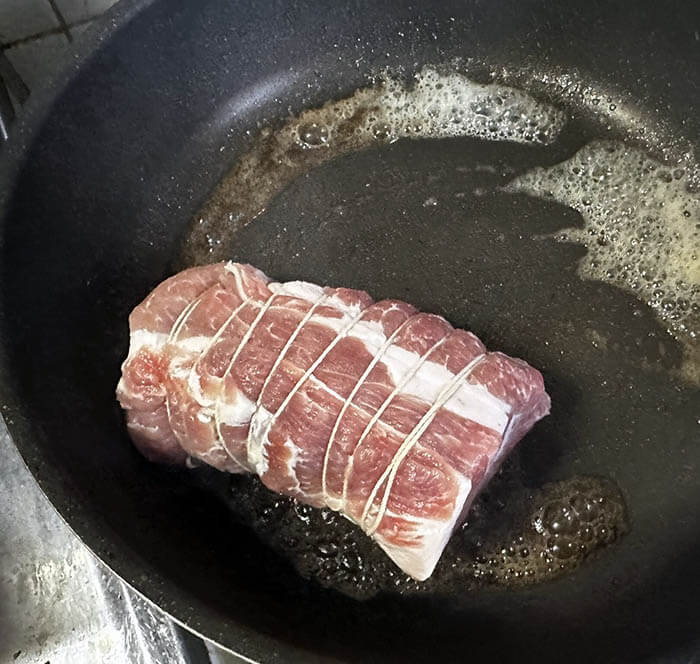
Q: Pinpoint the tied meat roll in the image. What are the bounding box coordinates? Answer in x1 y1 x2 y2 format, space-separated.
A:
117 262 550 580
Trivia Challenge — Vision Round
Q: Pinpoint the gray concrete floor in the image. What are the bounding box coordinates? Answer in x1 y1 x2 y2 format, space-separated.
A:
1 0 116 95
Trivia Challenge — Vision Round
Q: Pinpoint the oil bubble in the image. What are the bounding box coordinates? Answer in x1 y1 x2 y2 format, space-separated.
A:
506 141 700 363
186 65 566 270
298 122 330 147
538 501 579 534
547 536 577 559
570 495 599 521
579 525 595 541
372 122 393 140
223 471 626 599
446 475 627 590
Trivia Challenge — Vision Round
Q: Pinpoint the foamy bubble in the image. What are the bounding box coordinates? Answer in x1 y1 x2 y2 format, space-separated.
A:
506 141 699 352
224 472 626 598
287 67 567 146
466 475 626 585
185 67 566 266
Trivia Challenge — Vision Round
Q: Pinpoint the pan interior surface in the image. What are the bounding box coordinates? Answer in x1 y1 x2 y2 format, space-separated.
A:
0 1 698 662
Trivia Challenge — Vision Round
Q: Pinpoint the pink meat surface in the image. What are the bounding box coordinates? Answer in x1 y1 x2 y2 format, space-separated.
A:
117 262 550 580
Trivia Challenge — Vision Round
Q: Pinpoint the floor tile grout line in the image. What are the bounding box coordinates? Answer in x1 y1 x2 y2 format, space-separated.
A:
1 26 66 50
46 0 74 43
0 18 95 50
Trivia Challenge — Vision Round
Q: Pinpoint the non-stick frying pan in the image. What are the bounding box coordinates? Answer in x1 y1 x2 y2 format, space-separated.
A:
0 1 698 662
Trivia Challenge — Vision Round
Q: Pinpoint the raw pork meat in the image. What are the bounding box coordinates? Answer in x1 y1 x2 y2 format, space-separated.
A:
117 262 550 580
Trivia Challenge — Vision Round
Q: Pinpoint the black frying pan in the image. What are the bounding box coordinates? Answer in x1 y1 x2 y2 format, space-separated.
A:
0 1 698 662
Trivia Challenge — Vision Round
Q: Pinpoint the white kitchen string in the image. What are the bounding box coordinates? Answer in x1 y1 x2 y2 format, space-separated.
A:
320 312 418 505
362 353 487 535
256 302 371 474
246 291 330 461
340 331 452 511
213 288 279 466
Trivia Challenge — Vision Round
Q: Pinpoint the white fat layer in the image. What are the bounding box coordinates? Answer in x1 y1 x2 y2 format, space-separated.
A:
324 495 344 512
281 437 302 493
325 292 365 317
130 329 212 363
384 346 509 432
126 421 163 435
176 335 213 354
307 315 510 432
247 404 275 474
283 437 301 472
299 301 364 334
219 391 257 428
494 412 525 470
167 356 191 380
223 261 249 296
129 329 168 353
274 280 325 303
502 412 523 448
187 370 209 406
372 472 472 581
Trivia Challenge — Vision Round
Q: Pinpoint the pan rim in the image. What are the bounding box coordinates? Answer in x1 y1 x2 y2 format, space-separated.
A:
0 1 697 662
0 0 294 661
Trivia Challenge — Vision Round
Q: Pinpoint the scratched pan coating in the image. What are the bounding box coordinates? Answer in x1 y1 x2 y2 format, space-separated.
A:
0 1 698 662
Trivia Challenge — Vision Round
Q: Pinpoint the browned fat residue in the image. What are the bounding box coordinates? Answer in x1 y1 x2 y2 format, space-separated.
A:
457 475 627 587
180 67 567 267
507 141 700 384
224 470 627 599
181 87 387 267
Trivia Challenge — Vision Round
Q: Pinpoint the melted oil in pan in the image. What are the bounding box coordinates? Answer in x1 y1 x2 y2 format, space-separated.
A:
177 64 699 598
181 65 698 381
506 141 699 382
182 67 566 265
224 465 626 599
